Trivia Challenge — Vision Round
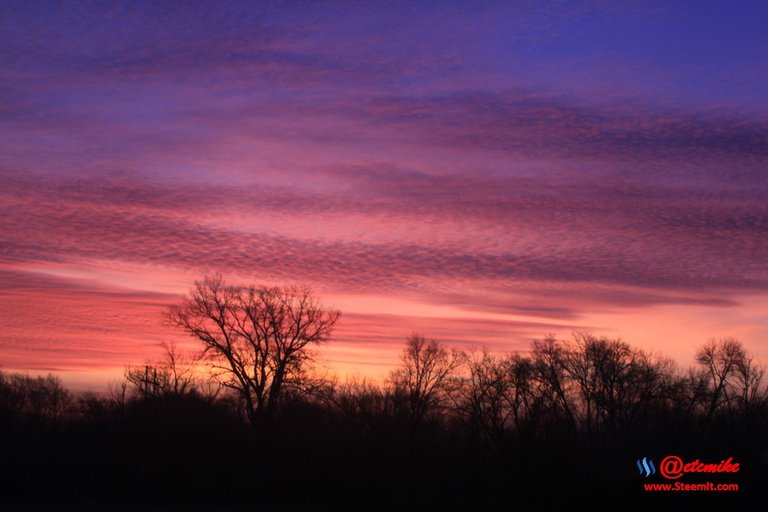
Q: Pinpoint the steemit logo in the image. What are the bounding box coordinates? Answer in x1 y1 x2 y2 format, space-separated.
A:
637 457 656 477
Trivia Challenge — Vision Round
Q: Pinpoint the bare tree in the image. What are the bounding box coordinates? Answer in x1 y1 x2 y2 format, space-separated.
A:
733 352 766 413
107 378 129 412
457 349 515 447
125 340 204 399
696 338 743 420
167 275 340 425
333 377 393 432
531 335 577 432
390 333 460 422
696 337 766 419
0 371 71 421
563 332 674 435
506 354 538 435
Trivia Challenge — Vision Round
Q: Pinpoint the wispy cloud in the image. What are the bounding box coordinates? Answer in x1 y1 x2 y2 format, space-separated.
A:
3 166 765 297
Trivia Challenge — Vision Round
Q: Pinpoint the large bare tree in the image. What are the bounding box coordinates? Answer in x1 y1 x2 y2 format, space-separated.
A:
167 275 340 425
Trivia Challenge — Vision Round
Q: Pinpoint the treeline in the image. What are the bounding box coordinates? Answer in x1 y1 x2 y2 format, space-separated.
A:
1 332 766 508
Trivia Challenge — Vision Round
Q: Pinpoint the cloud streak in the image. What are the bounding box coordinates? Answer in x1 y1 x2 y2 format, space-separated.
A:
2 168 765 294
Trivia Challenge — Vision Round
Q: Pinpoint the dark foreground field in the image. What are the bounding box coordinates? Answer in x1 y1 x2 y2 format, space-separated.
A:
1 335 766 509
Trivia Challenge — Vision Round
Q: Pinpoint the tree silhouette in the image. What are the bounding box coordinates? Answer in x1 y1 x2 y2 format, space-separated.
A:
561 332 675 436
696 337 766 420
124 340 212 400
390 333 459 422
0 371 71 421
167 275 340 425
457 349 515 448
531 335 578 432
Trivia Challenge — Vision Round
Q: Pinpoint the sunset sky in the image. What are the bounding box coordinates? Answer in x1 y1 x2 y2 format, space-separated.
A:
1 1 767 389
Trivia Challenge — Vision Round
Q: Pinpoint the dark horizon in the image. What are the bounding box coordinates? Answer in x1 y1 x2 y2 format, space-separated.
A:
1 330 762 507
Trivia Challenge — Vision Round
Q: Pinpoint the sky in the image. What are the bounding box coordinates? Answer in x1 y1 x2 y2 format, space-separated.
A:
1 1 767 389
